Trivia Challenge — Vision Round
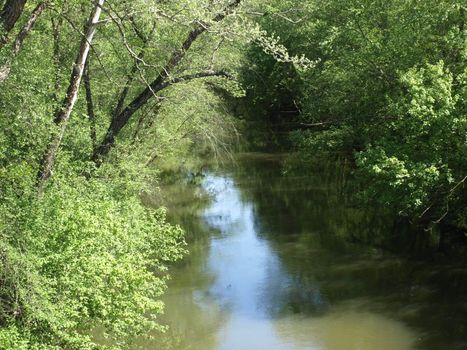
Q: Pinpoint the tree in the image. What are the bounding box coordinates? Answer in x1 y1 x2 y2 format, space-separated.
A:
244 0 466 232
0 0 27 45
0 1 47 82
37 0 105 191
92 0 243 163
0 0 311 346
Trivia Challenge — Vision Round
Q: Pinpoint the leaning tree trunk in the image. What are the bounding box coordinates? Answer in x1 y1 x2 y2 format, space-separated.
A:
51 16 63 101
83 59 97 150
37 0 105 191
0 0 27 48
11 1 46 55
92 0 242 164
0 2 47 82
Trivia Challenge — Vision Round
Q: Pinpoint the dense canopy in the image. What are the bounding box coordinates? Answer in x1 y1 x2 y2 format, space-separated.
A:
0 0 465 348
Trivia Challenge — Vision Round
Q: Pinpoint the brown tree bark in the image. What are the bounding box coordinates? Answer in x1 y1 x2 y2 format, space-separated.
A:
0 0 27 32
12 1 46 55
0 0 27 48
92 0 242 164
37 0 105 191
84 59 97 150
0 1 47 82
92 70 232 163
51 16 62 101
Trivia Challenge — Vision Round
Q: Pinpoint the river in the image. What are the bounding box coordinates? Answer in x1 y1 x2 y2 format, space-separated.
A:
139 153 467 350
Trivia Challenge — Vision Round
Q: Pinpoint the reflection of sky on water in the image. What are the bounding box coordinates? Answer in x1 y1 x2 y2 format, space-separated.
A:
127 156 466 350
195 174 416 350
202 175 298 320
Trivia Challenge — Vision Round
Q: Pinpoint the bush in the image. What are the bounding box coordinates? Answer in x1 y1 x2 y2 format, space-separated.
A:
0 167 186 349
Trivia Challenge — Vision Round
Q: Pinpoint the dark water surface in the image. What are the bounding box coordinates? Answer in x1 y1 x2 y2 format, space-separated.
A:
141 153 467 350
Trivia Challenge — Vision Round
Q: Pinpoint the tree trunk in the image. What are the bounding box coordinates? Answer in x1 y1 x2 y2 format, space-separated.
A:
0 0 27 32
0 0 27 48
84 59 97 150
92 0 242 163
37 0 105 191
51 16 62 101
92 70 231 163
12 1 46 55
130 104 159 145
0 2 47 82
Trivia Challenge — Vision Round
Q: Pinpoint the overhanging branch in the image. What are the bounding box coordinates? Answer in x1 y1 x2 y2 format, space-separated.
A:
92 0 243 163
152 70 233 93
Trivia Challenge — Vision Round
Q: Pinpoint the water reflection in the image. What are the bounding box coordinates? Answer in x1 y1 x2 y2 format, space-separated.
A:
139 154 467 350
202 175 291 319
200 174 417 350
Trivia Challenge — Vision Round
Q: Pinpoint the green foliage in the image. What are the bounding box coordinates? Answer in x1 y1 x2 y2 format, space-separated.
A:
354 61 465 216
0 162 186 349
245 0 466 229
0 326 55 350
0 2 249 347
1 0 310 346
1 0 464 346
289 126 354 159
356 147 446 212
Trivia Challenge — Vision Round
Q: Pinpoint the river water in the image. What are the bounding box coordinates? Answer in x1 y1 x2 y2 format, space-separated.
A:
141 153 467 350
